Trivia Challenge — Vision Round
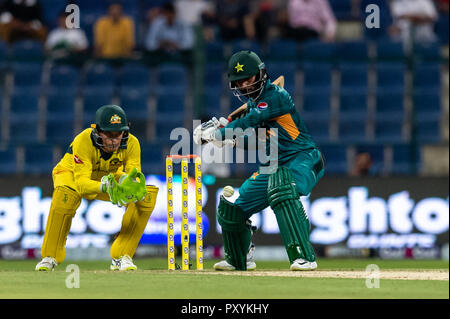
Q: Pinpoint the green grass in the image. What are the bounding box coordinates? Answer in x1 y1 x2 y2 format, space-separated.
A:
0 258 448 299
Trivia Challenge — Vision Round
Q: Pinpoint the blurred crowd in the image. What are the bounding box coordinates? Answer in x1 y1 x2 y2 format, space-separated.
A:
0 0 448 64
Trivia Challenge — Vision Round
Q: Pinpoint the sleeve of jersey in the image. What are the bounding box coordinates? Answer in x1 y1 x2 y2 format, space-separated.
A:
123 135 142 174
72 138 102 196
215 94 292 140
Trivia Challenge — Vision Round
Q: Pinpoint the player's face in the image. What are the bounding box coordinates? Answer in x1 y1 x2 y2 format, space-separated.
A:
235 75 257 94
99 131 123 153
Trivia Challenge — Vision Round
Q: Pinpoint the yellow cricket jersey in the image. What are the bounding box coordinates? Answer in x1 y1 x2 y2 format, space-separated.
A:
52 128 141 199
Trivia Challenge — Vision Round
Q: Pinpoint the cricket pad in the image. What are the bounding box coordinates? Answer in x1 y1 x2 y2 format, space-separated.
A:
110 185 158 259
217 196 252 270
41 186 81 264
267 166 316 263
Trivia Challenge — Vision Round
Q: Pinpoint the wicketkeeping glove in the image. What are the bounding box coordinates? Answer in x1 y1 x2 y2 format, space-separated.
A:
119 167 147 203
100 173 129 207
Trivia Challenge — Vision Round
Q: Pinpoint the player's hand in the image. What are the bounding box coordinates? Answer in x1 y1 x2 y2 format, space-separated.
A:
193 117 229 145
211 139 236 148
119 167 147 203
101 173 128 207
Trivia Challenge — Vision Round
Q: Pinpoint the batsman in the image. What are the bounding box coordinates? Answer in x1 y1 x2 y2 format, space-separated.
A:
194 51 325 271
35 105 159 271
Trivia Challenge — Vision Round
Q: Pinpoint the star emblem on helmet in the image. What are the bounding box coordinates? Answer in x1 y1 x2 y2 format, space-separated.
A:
110 114 122 124
235 62 244 73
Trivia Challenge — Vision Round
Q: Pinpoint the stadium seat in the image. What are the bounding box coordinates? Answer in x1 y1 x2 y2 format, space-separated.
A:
374 117 404 144
45 91 76 143
204 62 226 91
302 117 331 144
9 89 40 144
231 39 262 58
375 88 404 118
118 63 151 90
413 88 441 120
391 143 422 175
81 87 114 126
376 62 405 91
119 87 149 120
202 89 225 118
338 117 368 143
0 147 16 174
317 143 348 174
300 40 337 62
49 64 81 90
360 0 392 40
339 63 369 90
84 62 116 89
336 41 369 62
24 144 55 174
376 39 405 61
413 118 441 143
302 89 331 119
413 63 441 90
11 40 44 61
435 13 449 44
302 62 333 91
156 64 188 94
204 40 225 62
339 87 368 120
12 62 43 90
266 39 298 61
413 42 442 62
0 41 9 69
264 61 296 93
141 143 165 174
156 93 185 119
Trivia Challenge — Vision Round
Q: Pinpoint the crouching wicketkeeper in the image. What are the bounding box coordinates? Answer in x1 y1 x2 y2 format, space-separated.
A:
35 105 159 271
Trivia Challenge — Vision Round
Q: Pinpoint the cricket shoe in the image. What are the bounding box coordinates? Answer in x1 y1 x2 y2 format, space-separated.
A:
110 255 137 271
35 257 58 271
214 244 256 271
290 258 318 271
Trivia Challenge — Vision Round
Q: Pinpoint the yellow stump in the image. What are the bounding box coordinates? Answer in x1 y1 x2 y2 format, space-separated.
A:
181 158 189 270
195 156 203 270
166 157 175 270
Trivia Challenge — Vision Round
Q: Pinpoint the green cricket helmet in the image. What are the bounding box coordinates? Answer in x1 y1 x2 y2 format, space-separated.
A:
91 105 130 150
227 50 268 102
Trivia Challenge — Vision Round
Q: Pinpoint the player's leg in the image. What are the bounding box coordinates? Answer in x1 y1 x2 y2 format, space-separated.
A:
268 149 324 271
110 185 158 271
37 185 81 271
215 172 269 271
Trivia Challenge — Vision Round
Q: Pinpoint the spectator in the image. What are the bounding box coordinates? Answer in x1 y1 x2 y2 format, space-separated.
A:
278 0 337 43
144 2 194 64
94 2 134 59
45 11 88 62
248 0 280 43
175 0 211 26
201 0 254 42
0 0 47 43
350 152 373 176
388 0 438 49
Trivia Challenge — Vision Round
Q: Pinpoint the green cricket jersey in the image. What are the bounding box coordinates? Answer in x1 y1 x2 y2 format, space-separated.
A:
216 79 317 165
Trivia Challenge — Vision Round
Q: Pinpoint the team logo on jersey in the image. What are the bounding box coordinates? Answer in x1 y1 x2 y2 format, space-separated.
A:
74 155 83 164
257 102 268 110
110 114 122 124
234 62 244 73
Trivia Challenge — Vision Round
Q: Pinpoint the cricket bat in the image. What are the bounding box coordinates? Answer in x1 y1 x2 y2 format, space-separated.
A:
227 75 285 122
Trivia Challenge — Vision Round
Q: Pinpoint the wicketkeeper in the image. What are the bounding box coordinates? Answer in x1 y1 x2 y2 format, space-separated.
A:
194 50 325 271
35 105 159 271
